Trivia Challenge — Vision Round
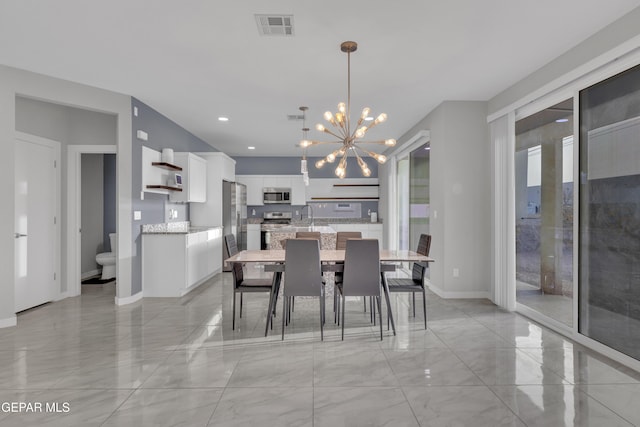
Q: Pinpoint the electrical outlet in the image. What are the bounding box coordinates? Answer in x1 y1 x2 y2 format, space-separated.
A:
134 211 142 220
453 268 459 278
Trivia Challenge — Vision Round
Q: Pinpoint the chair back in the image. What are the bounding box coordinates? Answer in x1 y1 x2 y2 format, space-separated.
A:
412 234 432 283
335 231 362 250
284 239 323 297
225 234 239 256
295 231 321 240
342 239 380 296
225 234 243 287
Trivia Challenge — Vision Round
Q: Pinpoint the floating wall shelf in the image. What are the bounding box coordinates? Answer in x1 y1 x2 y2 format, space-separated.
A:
146 185 183 192
151 162 183 171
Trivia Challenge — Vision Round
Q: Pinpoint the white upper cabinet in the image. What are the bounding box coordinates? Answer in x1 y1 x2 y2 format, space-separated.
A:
190 152 236 226
290 175 306 205
236 176 264 206
170 153 207 203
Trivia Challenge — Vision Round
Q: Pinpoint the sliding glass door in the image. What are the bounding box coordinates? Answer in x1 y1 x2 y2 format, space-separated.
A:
515 99 574 326
579 64 640 359
396 143 430 253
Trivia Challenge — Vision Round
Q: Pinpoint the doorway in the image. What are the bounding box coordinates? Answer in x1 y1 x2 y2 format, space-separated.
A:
14 132 61 312
67 146 117 297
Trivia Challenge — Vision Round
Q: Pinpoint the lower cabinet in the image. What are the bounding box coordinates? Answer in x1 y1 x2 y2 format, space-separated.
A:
247 224 261 250
329 223 384 247
142 228 222 297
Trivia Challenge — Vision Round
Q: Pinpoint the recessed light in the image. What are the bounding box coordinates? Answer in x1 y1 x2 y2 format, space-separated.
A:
424 146 431 150
555 118 569 123
218 116 229 122
248 146 256 150
364 116 374 121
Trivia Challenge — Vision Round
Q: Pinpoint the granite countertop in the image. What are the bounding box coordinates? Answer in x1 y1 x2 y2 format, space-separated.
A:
142 221 222 234
269 225 336 234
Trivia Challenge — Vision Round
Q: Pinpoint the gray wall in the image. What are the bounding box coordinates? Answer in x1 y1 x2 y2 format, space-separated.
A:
386 101 491 296
103 154 116 252
130 98 218 295
234 156 378 178
81 154 104 275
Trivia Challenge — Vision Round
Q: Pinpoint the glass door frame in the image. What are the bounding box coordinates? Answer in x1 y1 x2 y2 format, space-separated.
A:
513 88 579 336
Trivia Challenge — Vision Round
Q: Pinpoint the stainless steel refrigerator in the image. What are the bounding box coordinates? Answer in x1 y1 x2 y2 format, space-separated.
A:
222 181 247 271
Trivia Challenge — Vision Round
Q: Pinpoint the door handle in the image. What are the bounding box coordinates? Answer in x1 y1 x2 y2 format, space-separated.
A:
14 233 27 238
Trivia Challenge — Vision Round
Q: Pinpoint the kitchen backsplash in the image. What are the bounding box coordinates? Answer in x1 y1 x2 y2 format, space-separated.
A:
248 201 379 220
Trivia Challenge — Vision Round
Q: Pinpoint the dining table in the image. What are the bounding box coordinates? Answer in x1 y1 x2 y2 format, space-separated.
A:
225 249 435 337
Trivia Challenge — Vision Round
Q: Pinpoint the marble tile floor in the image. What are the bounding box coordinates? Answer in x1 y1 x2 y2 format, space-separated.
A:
2 274 640 426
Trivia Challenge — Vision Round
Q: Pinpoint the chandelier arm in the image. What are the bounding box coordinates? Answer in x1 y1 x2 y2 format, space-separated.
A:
323 128 348 140
356 140 387 144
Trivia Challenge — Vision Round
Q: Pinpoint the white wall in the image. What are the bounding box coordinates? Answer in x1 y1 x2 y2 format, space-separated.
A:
81 154 104 276
383 101 491 298
0 64 132 326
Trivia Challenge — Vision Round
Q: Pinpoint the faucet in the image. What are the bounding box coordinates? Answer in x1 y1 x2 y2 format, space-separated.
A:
301 204 314 228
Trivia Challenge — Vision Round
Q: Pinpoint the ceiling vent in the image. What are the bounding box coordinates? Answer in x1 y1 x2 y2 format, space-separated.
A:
255 15 294 36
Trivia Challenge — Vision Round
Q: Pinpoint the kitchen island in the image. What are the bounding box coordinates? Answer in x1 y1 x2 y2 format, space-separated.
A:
141 222 223 297
268 225 337 250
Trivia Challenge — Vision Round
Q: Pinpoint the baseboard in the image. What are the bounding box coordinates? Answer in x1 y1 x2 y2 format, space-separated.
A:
426 280 491 300
54 291 70 301
115 291 143 306
81 269 101 280
0 315 17 328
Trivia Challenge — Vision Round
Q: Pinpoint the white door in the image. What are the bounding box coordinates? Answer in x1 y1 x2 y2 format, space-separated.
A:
14 136 58 312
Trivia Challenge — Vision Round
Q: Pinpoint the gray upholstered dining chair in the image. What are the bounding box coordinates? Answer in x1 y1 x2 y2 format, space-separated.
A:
295 231 321 240
225 234 275 330
333 231 362 323
281 238 325 341
383 233 431 329
335 238 383 340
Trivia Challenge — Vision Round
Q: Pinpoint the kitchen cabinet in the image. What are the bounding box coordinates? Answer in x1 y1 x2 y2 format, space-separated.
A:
290 175 306 205
236 176 264 206
170 153 207 203
307 178 379 201
190 153 236 227
328 223 384 247
142 228 223 297
247 223 261 250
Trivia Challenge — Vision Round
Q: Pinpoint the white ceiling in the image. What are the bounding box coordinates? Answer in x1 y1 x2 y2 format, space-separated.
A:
1 1 639 157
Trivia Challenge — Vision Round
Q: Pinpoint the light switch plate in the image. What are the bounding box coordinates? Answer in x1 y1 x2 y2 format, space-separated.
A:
134 211 142 220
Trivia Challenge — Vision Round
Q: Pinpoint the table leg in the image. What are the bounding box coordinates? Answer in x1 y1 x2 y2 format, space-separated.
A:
381 272 396 336
264 270 282 337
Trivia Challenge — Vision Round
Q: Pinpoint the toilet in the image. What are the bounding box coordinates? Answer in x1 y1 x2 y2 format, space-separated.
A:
96 233 117 280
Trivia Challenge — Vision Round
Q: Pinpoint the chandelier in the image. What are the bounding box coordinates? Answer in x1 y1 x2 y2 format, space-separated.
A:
299 106 310 186
300 41 396 178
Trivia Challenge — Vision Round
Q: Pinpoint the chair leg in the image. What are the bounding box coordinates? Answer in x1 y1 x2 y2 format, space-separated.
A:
412 292 416 317
239 293 243 318
282 297 287 341
292 296 295 312
341 295 346 340
422 287 427 329
377 296 383 341
364 297 367 312
372 296 376 326
232 291 237 330
319 296 324 341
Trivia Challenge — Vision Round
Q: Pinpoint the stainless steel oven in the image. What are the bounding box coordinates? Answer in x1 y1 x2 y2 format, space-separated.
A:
261 212 292 249
263 188 291 204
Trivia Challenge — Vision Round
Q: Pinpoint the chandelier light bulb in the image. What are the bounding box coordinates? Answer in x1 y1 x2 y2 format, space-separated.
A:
336 112 344 125
300 139 313 148
338 102 346 114
375 113 387 124
385 138 397 146
355 126 368 138
324 111 333 121
361 107 370 119
326 153 336 163
316 124 325 132
375 154 387 164
362 167 371 177
335 166 346 178
315 159 326 168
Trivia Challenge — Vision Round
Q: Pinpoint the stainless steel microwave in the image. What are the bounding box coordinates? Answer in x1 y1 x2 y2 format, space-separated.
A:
263 188 291 204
